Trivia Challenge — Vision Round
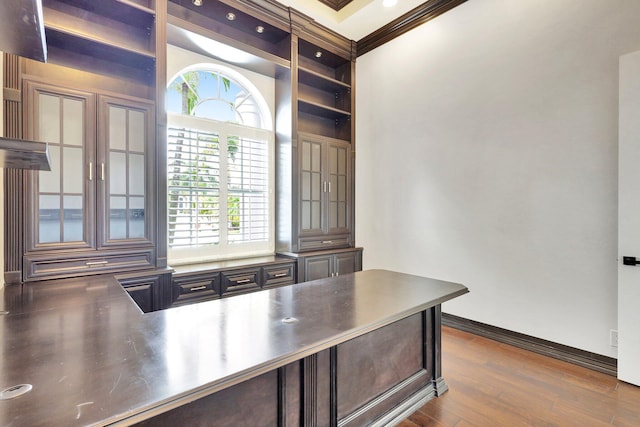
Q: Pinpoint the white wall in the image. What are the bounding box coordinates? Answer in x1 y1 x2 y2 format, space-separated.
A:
356 0 640 358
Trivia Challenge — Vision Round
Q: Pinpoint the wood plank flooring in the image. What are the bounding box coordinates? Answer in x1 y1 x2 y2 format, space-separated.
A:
398 326 640 427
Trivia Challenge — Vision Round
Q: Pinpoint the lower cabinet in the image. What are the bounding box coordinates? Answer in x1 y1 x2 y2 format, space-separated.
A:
221 268 261 297
281 247 363 282
170 257 296 307
117 269 173 313
172 272 222 307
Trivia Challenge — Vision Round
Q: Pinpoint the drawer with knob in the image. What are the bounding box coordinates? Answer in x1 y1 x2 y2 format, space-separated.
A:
172 272 221 306
221 268 261 296
263 263 295 289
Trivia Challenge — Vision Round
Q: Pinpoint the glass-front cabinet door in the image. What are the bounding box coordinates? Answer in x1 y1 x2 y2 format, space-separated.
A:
25 81 96 251
326 141 349 235
298 133 351 247
300 137 324 235
23 80 155 280
98 96 153 246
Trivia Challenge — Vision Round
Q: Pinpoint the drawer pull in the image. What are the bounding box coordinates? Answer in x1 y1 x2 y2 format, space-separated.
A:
236 279 252 284
322 240 333 244
86 261 108 267
274 273 289 278
190 285 207 292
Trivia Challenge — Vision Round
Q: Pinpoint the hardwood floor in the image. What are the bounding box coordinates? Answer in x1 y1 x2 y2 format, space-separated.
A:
398 326 640 427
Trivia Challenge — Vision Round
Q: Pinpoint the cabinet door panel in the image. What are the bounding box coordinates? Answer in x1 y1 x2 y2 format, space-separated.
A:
300 139 324 233
26 82 96 251
335 252 356 277
99 95 153 247
297 134 352 250
305 255 333 281
327 141 350 234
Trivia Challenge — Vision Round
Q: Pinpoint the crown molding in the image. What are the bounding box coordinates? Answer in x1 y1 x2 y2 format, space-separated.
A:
357 0 468 57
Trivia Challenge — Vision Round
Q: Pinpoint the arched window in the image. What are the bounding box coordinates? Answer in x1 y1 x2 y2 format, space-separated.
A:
166 65 274 264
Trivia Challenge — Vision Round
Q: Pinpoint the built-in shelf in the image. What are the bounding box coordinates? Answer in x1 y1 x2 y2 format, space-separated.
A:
43 5 154 57
41 0 156 81
298 99 351 120
45 27 156 74
43 0 155 27
298 66 350 93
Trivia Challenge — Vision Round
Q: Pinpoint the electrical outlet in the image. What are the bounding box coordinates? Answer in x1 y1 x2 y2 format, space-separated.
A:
610 330 618 347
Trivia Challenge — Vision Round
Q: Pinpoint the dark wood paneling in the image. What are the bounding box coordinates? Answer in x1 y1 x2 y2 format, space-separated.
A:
357 0 469 57
3 53 24 285
136 370 279 426
154 0 169 269
281 362 301 426
337 313 424 420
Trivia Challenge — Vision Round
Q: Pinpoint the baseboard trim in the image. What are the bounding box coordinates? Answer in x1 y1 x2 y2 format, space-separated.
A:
442 313 617 377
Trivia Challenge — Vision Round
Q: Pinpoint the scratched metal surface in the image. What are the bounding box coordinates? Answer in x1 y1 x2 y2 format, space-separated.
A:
0 270 468 426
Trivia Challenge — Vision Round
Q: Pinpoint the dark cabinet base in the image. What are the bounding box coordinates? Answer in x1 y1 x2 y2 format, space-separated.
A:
135 307 445 426
280 247 363 282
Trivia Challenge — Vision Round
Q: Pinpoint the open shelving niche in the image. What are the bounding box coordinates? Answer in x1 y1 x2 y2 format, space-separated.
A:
41 0 157 83
297 38 353 141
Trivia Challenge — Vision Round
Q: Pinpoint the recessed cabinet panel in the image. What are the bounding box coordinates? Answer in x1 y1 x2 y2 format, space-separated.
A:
305 255 333 282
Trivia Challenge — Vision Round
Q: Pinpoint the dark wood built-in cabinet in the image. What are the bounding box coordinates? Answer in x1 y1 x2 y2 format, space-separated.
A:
22 80 156 281
171 256 296 307
282 247 362 282
298 133 352 250
4 0 361 285
276 12 358 273
3 0 163 284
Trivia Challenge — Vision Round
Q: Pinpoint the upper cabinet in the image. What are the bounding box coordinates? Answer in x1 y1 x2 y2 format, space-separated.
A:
298 133 351 250
275 18 356 254
41 0 157 84
22 80 156 281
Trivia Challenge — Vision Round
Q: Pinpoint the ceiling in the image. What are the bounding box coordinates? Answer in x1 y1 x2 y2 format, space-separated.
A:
275 0 430 41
